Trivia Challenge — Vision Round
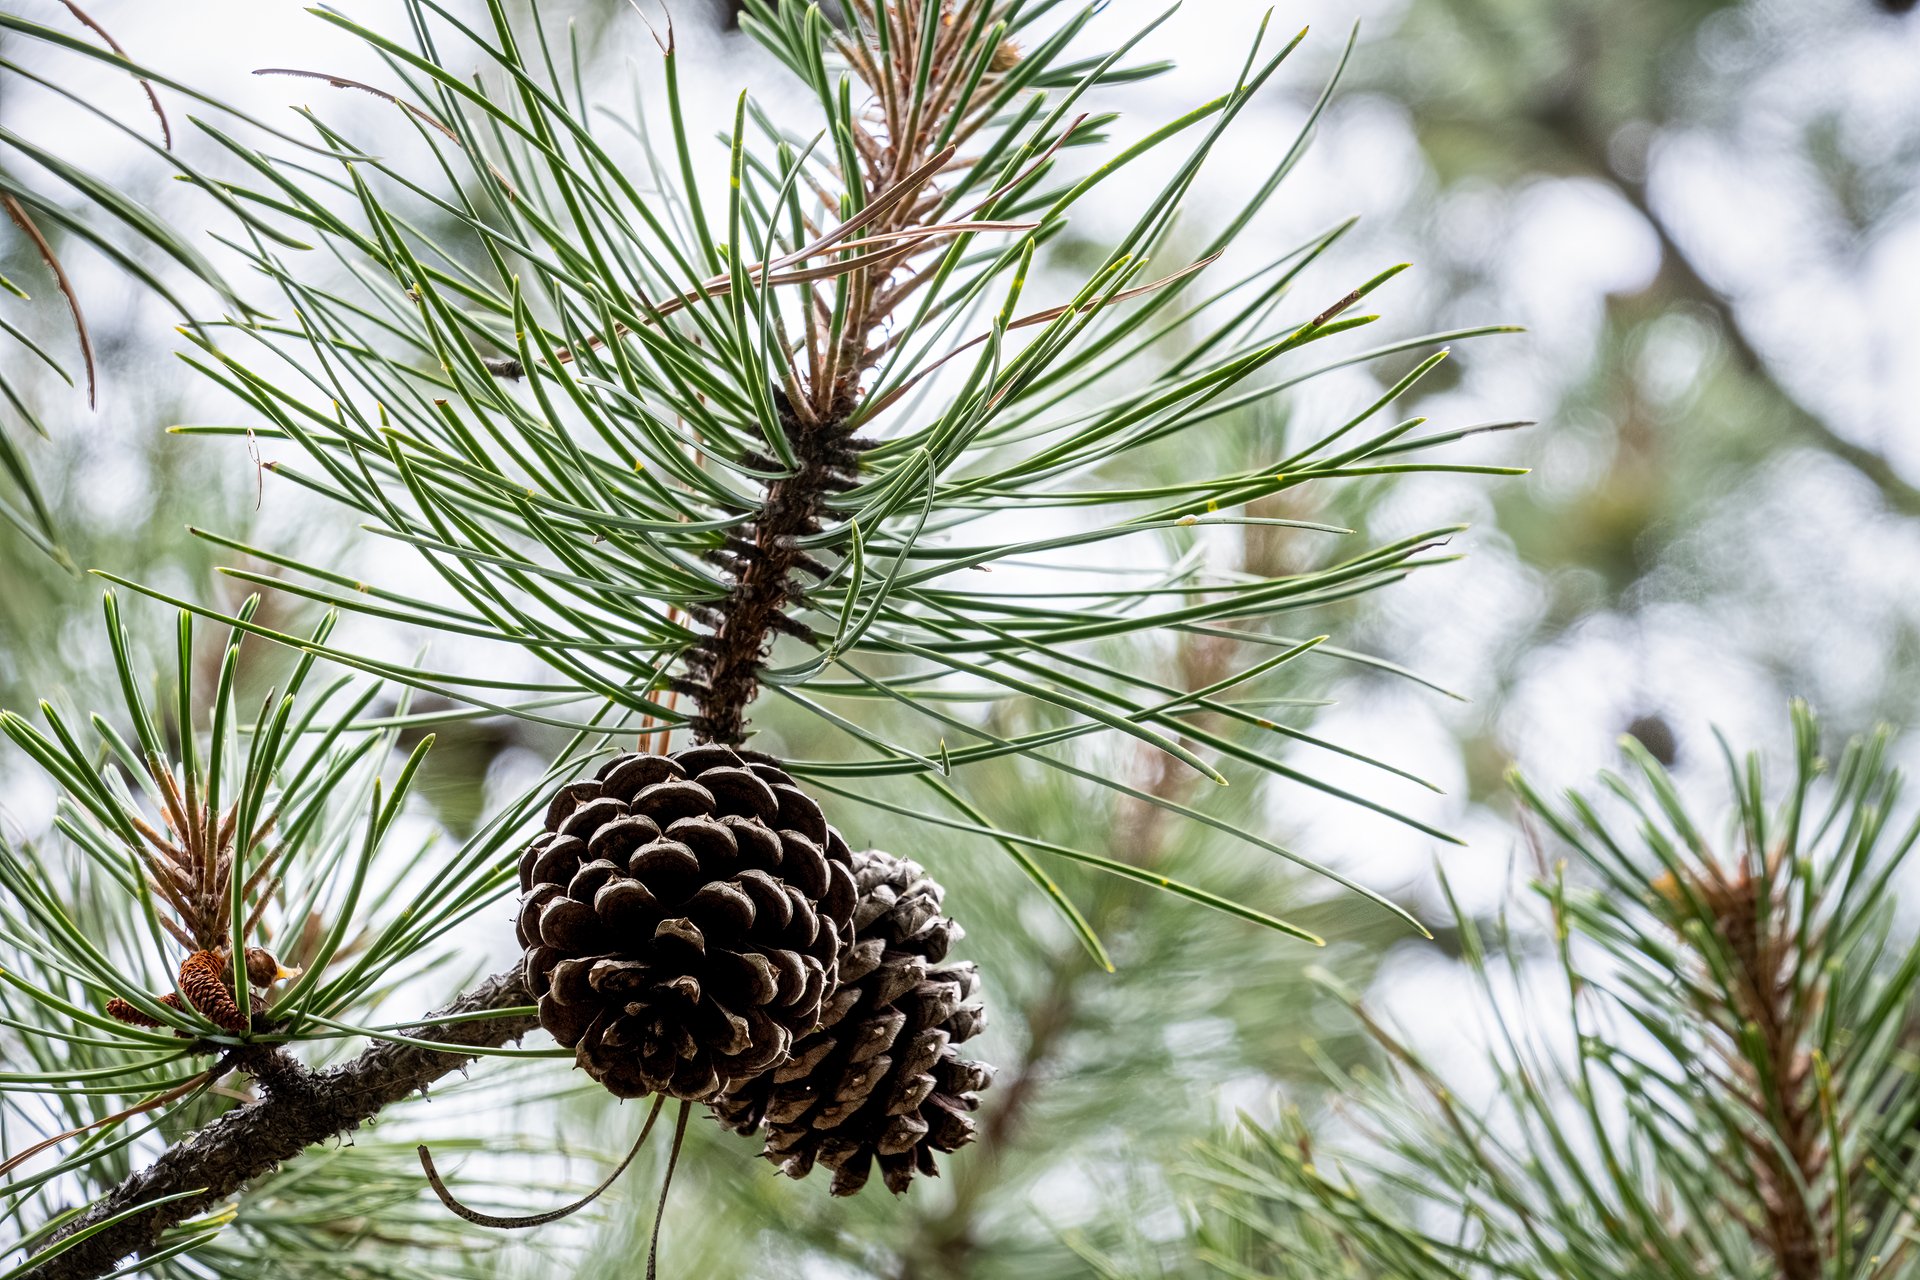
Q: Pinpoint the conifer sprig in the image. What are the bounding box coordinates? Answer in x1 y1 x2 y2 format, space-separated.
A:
1189 702 1920 1279
150 0 1519 949
0 3 1525 1275
0 595 590 1276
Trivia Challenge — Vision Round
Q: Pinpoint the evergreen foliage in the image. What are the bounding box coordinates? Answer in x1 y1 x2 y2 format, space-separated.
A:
0 2 1533 1277
1192 704 1920 1279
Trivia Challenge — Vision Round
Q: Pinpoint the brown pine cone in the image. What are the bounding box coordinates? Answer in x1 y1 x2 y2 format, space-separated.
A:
105 947 294 1033
106 993 185 1028
712 848 993 1195
518 745 858 1102
178 949 247 1031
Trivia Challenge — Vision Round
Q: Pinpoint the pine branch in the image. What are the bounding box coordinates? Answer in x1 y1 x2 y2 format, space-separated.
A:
682 393 864 744
19 970 535 1280
1657 854 1825 1277
1422 0 1920 513
149 0 1519 953
0 4 1524 1266
678 2 1007 744
1186 704 1920 1279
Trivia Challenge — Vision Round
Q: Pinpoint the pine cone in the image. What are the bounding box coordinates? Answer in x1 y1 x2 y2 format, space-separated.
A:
178 948 247 1031
106 993 185 1029
712 848 993 1195
104 947 295 1033
518 745 858 1102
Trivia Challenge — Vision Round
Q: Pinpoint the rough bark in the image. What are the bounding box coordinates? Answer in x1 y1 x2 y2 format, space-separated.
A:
21 969 537 1280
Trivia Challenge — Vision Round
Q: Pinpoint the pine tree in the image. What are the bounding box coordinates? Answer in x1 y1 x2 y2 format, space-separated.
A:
0 2 1521 1276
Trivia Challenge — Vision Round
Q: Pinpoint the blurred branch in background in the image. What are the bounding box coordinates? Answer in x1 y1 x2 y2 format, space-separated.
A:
1517 7 1920 515
1342 0 1920 779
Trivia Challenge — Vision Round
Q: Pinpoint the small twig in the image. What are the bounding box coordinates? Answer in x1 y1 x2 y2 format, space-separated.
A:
418 1094 665 1229
2 194 96 409
0 1064 220 1179
863 253 1223 420
56 1 170 149
958 114 1089 220
485 212 1004 380
253 69 523 201
253 68 465 148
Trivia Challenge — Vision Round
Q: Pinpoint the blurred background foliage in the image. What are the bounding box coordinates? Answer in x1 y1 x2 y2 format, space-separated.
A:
1 0 1917 1276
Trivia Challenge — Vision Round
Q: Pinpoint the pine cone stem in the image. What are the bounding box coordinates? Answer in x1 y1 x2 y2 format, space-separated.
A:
418 1093 667 1230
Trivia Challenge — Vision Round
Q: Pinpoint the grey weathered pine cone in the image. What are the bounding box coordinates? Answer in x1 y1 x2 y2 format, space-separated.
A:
712 847 994 1195
518 745 858 1101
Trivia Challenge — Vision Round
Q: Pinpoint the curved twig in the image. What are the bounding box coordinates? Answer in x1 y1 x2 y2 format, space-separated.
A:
417 1094 665 1229
647 1100 692 1280
2 194 95 408
56 1 171 149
